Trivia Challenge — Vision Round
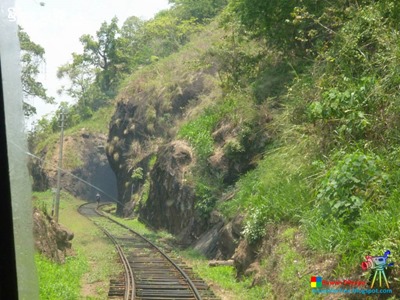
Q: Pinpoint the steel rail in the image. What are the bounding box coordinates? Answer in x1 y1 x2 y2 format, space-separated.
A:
96 203 203 300
99 227 135 300
78 203 135 300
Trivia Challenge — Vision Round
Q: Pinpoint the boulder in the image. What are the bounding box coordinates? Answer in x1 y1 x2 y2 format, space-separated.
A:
32 208 74 263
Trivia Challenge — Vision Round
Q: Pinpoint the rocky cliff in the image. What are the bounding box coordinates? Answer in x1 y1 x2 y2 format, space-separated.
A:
106 24 271 253
139 141 207 245
106 26 222 215
31 128 117 203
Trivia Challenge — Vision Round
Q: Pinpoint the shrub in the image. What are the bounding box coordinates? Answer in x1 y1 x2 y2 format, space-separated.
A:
195 182 217 218
220 140 315 243
242 205 268 243
316 150 389 225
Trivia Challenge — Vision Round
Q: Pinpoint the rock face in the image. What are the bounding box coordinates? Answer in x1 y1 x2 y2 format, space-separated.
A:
106 66 216 215
29 151 49 191
192 213 244 259
32 208 74 263
34 129 117 203
105 26 271 256
140 141 205 244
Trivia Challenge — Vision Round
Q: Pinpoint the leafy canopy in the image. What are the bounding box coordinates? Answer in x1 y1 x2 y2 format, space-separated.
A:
19 26 54 116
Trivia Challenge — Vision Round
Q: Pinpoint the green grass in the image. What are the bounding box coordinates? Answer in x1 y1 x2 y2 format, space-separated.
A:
35 253 87 300
178 98 238 160
33 191 119 299
304 191 400 277
179 249 272 300
218 136 316 243
70 105 114 135
270 228 315 299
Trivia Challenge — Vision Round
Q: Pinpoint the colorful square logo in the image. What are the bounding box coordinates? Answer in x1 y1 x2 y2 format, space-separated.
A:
310 276 322 288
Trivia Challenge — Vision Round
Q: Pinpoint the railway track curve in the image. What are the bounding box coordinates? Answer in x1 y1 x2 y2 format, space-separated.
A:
79 202 219 300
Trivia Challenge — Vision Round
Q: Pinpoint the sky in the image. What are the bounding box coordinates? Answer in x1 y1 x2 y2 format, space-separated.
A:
15 0 171 126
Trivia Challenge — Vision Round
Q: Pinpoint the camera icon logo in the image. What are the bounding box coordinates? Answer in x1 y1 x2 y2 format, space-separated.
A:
361 250 394 288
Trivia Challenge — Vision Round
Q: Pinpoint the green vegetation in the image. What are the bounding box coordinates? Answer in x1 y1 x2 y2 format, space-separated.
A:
220 139 315 242
175 0 400 293
259 227 316 300
19 26 54 117
182 249 271 300
33 191 119 299
35 253 87 300
178 98 238 160
32 0 400 297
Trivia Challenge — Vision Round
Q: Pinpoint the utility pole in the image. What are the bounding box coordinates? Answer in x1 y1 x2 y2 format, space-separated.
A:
54 109 65 223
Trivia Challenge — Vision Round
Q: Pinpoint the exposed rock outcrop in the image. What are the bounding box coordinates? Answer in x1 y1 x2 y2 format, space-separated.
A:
107 64 218 215
29 150 49 191
105 24 271 259
33 208 74 263
34 129 117 203
192 213 244 259
140 141 206 244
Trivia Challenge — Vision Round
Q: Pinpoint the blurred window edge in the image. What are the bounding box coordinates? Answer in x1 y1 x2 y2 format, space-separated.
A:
0 0 39 299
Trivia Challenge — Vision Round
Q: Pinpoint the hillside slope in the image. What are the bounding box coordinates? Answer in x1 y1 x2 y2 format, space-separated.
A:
106 2 400 298
33 1 400 298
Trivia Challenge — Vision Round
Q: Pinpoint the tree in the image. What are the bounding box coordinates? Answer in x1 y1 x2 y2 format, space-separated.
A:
57 53 94 100
169 0 228 22
58 17 123 120
19 26 54 116
142 9 202 59
228 0 347 57
79 17 121 97
117 16 146 70
57 54 108 119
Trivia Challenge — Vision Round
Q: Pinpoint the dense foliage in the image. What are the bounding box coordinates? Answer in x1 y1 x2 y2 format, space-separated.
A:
32 0 400 295
19 26 54 117
145 1 400 288
219 0 400 281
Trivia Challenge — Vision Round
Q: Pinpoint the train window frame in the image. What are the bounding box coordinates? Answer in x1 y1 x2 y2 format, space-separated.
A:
0 0 39 298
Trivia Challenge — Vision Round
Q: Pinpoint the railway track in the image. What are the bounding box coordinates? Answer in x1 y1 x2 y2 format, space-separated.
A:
79 202 219 300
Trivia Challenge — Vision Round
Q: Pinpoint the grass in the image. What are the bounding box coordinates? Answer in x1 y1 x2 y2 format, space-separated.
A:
180 249 272 300
72 105 114 135
268 228 315 300
303 191 400 278
177 95 253 162
218 135 316 243
33 191 119 299
35 253 87 300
